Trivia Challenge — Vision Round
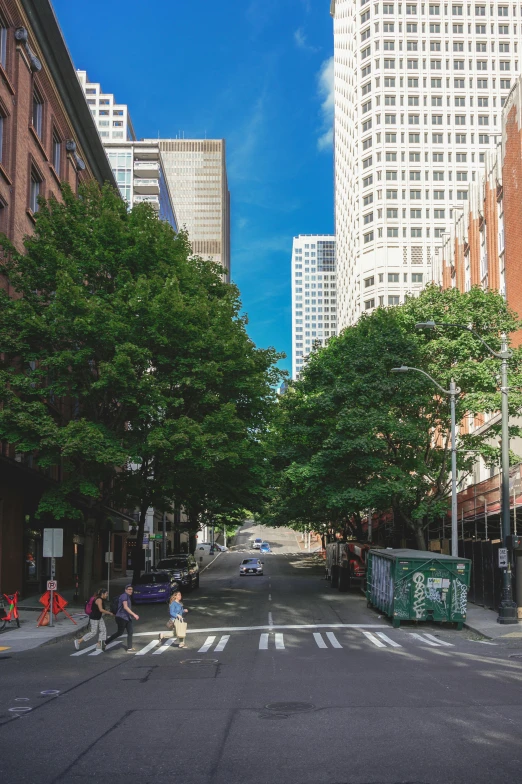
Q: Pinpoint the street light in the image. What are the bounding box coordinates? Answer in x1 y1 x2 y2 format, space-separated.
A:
416 321 517 624
391 365 460 557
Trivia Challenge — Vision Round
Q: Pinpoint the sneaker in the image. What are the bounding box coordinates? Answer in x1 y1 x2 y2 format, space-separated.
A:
126 648 136 652
158 633 163 643
74 639 80 651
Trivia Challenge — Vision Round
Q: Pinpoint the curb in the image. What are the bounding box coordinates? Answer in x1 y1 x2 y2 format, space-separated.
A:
463 621 493 639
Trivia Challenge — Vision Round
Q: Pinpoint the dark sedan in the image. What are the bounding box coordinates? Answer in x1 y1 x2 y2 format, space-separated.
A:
132 572 178 603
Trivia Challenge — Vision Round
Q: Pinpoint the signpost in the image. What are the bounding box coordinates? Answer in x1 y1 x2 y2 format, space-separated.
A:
43 529 63 627
499 548 509 569
46 580 57 592
105 552 113 597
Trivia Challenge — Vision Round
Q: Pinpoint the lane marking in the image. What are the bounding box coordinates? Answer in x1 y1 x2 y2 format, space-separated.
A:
153 638 176 654
135 640 160 656
361 630 387 648
275 633 285 649
88 640 123 656
268 594 272 601
423 633 454 647
268 612 273 626
71 644 97 657
409 633 443 647
326 632 343 649
214 635 230 652
133 623 388 637
375 632 402 648
198 636 216 653
259 633 269 650
314 632 328 649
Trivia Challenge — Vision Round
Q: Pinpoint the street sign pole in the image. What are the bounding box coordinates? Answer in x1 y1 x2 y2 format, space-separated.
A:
50 556 55 627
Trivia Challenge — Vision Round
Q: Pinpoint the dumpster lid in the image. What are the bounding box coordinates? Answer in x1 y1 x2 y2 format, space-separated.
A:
370 548 470 563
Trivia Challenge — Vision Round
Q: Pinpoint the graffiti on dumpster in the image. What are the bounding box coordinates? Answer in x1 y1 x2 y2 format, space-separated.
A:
412 572 426 619
452 578 468 616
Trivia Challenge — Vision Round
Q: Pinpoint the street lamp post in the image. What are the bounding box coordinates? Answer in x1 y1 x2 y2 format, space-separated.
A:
416 321 518 624
391 365 460 557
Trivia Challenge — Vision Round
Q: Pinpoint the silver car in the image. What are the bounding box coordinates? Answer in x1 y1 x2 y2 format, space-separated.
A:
240 558 263 576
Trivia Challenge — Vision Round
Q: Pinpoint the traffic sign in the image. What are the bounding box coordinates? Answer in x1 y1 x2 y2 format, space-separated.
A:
43 529 63 558
498 548 508 569
47 580 57 591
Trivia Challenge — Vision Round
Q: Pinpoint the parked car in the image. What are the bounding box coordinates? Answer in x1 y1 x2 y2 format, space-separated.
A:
252 538 263 550
156 555 200 589
195 542 228 553
239 558 264 576
132 572 179 603
259 542 271 554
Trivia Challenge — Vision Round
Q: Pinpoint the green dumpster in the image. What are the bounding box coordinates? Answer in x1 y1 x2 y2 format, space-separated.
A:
366 549 471 629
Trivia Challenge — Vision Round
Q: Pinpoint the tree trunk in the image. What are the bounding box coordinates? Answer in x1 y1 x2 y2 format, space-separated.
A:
132 502 149 585
81 516 98 602
414 526 427 551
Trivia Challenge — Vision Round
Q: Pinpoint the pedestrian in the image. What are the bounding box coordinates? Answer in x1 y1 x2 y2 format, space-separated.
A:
158 590 188 648
106 584 139 652
74 588 113 652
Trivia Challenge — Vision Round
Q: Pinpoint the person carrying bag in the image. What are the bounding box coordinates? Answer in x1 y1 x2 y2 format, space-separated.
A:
159 590 188 648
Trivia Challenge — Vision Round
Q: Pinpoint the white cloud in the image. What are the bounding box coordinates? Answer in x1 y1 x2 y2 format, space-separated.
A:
294 27 319 53
317 56 334 152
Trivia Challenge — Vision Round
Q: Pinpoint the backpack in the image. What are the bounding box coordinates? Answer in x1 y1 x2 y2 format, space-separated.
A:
85 595 95 617
110 595 120 615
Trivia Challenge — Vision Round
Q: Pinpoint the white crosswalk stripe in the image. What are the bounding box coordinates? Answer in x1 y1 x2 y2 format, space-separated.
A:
214 635 230 652
375 632 402 648
153 638 176 654
88 640 123 656
361 630 388 648
325 632 343 649
71 644 97 657
198 636 216 653
423 633 454 647
314 632 328 649
409 632 446 647
135 640 160 656
259 633 269 650
275 633 285 649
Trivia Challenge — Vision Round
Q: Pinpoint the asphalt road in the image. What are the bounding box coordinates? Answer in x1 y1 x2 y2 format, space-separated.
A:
1 522 522 784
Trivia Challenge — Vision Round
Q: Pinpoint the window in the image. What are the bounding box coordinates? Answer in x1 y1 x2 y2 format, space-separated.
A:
433 171 444 180
363 175 373 187
385 114 397 124
429 4 440 14
456 171 468 180
365 298 375 310
455 96 465 106
29 168 42 213
113 110 123 116
479 133 489 143
385 77 396 87
363 137 373 150
454 60 464 69
433 190 445 199
499 43 510 53
410 170 421 180
362 81 372 96
430 23 441 32
431 59 442 68
456 133 467 143
52 133 61 173
434 227 446 237
0 17 7 69
113 121 123 127
430 41 441 52
499 24 509 34
409 133 421 142
456 153 467 162
453 23 463 32
386 189 398 199
406 4 418 12
476 42 487 52
412 273 423 283
361 27 371 41
407 23 418 32
453 42 464 51
478 115 489 125
383 22 395 31
385 95 396 105
387 208 398 217
383 3 395 12
384 59 396 68
387 227 399 237
408 96 419 106
388 273 399 282
432 114 443 124
452 4 463 13
408 58 419 69
386 132 397 142
455 115 466 124
501 79 511 89
411 227 422 237
432 96 442 106
386 170 398 180
363 156 373 168
362 100 372 114
500 60 511 70
361 9 371 22
434 209 445 218
386 151 397 161
475 5 485 15
454 78 465 87
0 112 4 164
384 40 395 50
408 77 419 88
431 78 442 88
99 110 109 116
362 64 371 78
388 295 400 306
410 189 421 199
498 5 508 15
477 60 488 70
432 133 443 142
433 152 443 161
363 194 374 206
456 189 468 200
361 46 371 59
408 114 420 124
476 23 486 32
364 212 374 224
364 231 374 243
362 119 372 132
410 208 421 218
407 41 418 51
364 276 375 287
32 88 43 137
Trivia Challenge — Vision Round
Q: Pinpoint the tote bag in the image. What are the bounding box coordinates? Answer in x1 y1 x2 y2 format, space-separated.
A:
174 617 187 638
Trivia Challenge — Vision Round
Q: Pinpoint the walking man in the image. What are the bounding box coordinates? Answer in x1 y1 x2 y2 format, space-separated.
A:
106 584 139 652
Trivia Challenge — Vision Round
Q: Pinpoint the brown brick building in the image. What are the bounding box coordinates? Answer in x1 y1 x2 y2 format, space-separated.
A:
0 0 119 597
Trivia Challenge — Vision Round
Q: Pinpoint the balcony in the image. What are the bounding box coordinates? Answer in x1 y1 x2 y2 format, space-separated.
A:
133 178 160 195
134 160 160 177
133 195 160 210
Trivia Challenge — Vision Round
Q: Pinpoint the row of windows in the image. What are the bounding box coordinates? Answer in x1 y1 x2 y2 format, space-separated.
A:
362 18 514 32
364 168 471 180
380 95 494 106
360 75 510 89
361 131 493 144
364 296 401 309
370 40 515 52
365 272 424 286
378 4 517 16
375 56 514 69
383 113 494 122
362 224 451 240
364 206 448 216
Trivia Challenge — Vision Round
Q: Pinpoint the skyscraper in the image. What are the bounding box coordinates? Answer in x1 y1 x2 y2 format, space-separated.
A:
146 139 231 282
292 234 337 379
331 0 517 329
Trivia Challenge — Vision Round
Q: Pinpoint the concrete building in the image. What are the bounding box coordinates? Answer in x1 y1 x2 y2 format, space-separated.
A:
146 139 231 281
0 0 118 597
331 0 520 329
77 72 177 231
291 234 337 379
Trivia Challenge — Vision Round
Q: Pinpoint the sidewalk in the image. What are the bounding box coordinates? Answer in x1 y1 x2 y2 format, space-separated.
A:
464 603 522 640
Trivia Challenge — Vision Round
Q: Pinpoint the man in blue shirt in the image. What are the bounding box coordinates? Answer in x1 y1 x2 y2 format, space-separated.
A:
106 585 139 651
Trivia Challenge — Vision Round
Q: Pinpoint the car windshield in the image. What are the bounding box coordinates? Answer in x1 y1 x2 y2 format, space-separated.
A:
255 538 262 542
135 573 169 584
242 559 259 565
157 559 186 569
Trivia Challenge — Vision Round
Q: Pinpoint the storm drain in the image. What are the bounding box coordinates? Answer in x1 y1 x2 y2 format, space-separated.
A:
260 701 315 720
180 658 219 666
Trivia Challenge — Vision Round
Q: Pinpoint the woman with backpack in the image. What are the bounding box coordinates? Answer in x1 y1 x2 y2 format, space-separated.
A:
74 588 114 652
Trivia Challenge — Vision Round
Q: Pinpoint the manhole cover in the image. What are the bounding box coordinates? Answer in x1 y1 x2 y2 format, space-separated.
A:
264 702 315 713
181 659 219 666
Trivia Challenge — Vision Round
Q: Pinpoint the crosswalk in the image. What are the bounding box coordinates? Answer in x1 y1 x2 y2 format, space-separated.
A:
70 629 456 657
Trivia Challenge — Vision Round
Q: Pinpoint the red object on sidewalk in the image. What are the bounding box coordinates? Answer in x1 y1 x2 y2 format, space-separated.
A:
36 591 77 627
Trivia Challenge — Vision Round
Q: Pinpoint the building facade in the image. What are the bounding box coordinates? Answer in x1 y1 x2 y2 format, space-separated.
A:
331 0 519 329
77 72 177 231
291 234 337 379
147 139 231 281
0 0 118 597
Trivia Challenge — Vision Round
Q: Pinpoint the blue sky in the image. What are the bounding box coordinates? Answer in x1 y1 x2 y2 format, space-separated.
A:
52 0 335 376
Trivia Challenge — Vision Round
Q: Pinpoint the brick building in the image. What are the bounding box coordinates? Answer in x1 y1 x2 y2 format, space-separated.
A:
0 0 120 598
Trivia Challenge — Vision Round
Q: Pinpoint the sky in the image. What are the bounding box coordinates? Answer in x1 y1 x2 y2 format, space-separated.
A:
52 0 335 376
